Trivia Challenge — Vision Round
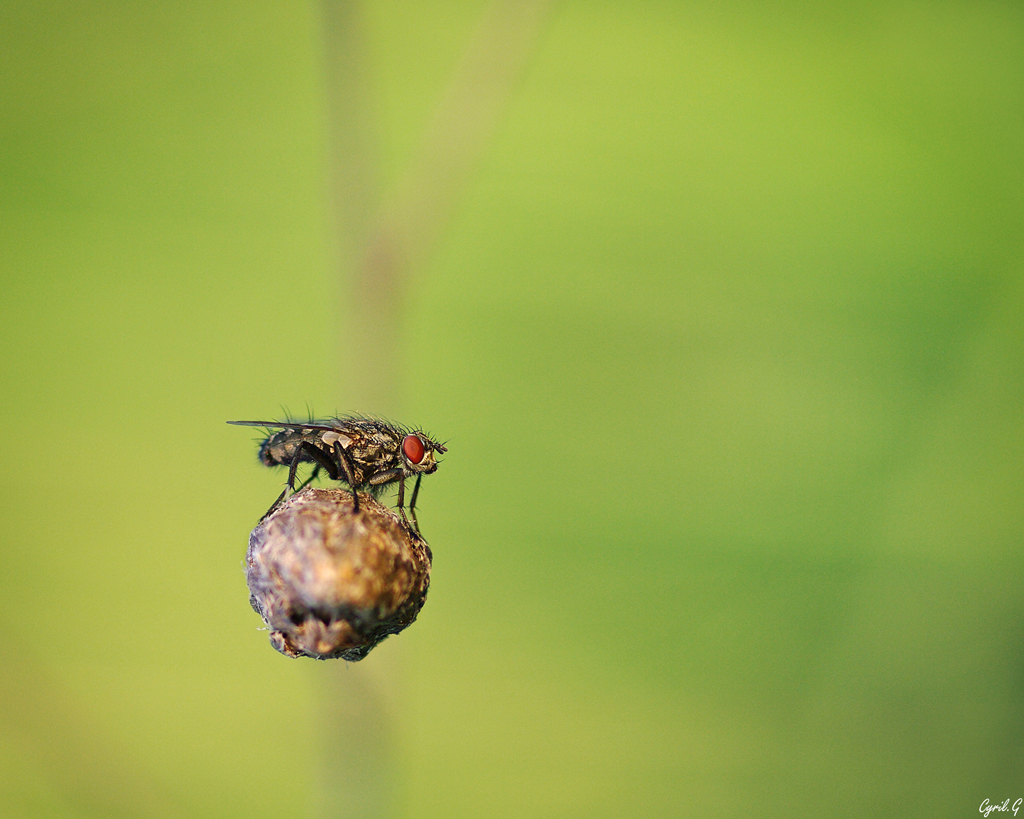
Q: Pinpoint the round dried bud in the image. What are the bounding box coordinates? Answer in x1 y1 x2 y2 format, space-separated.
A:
245 488 432 661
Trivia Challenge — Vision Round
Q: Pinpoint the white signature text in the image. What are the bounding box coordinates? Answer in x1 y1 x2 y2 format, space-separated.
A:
981 799 1022 817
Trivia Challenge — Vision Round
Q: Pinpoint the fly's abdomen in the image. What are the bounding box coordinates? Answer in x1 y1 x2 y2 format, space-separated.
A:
259 431 304 468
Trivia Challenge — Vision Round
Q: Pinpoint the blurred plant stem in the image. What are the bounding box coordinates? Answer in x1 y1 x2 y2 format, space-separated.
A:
316 1 551 816
323 0 552 409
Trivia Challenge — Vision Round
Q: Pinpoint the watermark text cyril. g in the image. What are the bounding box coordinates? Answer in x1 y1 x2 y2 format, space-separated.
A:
981 799 1022 817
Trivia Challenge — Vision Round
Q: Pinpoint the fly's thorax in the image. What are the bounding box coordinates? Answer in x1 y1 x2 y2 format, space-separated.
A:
347 432 402 470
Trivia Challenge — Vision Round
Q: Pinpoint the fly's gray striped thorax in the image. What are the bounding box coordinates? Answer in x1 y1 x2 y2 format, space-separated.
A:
348 434 402 469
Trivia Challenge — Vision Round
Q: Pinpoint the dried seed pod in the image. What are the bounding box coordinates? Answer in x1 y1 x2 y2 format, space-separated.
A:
245 488 432 660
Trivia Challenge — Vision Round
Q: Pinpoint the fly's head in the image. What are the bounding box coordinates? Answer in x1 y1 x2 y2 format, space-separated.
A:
401 433 447 475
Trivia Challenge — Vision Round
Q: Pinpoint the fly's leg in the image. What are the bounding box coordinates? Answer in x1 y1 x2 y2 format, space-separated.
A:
260 488 289 523
408 473 423 514
408 473 423 536
293 464 321 493
258 448 302 522
269 445 310 517
396 473 410 531
367 467 409 528
296 442 341 485
260 443 338 523
394 473 420 535
285 446 303 491
332 441 361 513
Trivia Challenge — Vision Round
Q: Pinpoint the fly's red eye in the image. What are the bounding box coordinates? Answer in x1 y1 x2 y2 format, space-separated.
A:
403 434 426 464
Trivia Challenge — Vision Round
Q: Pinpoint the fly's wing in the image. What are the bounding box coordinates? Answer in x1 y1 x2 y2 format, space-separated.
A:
227 420 341 432
227 420 365 455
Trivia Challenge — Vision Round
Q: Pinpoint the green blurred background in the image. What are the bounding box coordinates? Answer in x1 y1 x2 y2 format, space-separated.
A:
2 2 1023 817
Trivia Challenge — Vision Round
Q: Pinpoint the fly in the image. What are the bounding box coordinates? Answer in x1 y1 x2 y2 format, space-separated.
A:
228 416 446 533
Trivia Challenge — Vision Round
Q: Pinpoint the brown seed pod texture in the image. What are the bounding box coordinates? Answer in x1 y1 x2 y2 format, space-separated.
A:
245 488 432 660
